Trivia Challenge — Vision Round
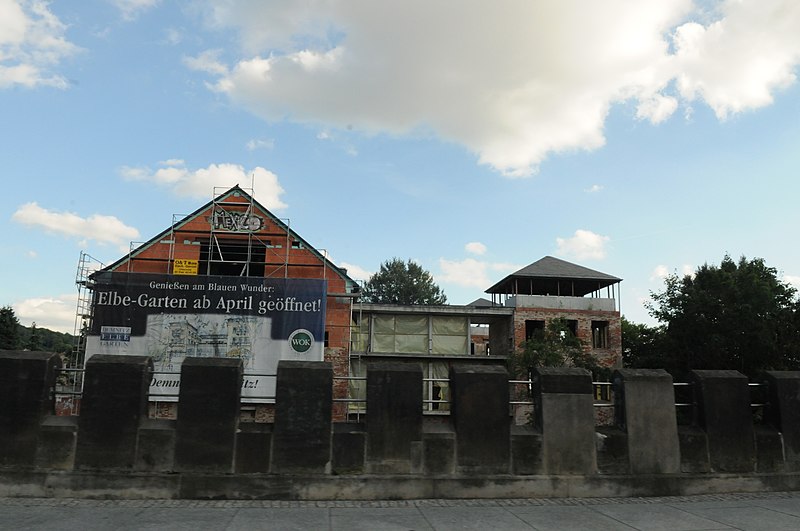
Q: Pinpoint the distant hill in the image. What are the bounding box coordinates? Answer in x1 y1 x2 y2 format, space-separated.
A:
17 323 74 354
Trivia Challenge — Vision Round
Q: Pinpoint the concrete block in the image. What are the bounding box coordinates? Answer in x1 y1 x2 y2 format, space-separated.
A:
510 425 542 475
450 364 510 474
332 423 365 475
691 370 756 472
135 418 175 472
235 423 272 474
366 362 422 474
0 351 61 466
35 415 78 470
272 360 332 474
423 422 455 476
533 367 596 475
175 357 242 473
614 369 680 474
596 427 629 474
678 425 710 473
754 426 785 473
763 371 800 471
75 355 151 470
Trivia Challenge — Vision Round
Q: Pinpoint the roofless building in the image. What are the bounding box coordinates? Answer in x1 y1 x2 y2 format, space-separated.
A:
76 187 622 422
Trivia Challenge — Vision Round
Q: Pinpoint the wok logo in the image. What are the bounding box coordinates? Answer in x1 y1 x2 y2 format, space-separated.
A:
289 329 314 354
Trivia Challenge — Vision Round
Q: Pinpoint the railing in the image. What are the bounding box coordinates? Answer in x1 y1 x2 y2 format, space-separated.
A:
52 368 772 424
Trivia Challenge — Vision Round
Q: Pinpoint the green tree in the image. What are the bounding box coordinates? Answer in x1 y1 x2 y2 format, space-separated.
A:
362 258 447 305
647 255 800 379
0 305 21 350
25 322 42 351
511 318 600 377
621 316 667 369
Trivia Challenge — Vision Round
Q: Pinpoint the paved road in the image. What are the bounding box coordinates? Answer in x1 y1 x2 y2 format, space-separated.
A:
2 492 799 530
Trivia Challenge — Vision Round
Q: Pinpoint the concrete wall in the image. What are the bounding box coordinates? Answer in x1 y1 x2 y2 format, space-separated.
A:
2 351 800 500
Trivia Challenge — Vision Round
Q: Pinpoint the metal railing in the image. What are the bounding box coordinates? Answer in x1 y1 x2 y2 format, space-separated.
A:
51 368 772 424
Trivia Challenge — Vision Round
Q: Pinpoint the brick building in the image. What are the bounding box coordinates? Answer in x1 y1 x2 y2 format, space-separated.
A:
84 187 621 421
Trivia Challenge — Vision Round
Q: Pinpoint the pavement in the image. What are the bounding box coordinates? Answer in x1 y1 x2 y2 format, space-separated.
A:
1 492 799 530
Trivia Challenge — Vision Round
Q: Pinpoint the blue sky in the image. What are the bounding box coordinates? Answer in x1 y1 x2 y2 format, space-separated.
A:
2 0 799 333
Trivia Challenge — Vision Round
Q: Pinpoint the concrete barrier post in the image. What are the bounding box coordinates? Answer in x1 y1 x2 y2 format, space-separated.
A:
533 367 596 474
365 362 422 473
175 357 242 473
691 370 756 472
614 369 680 474
450 364 510 474
271 360 333 474
0 351 61 466
764 371 800 471
75 355 152 470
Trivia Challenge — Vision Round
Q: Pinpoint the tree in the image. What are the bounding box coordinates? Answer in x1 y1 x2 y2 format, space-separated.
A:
25 322 42 351
647 255 800 379
620 316 667 369
361 258 447 305
0 305 21 350
511 318 601 377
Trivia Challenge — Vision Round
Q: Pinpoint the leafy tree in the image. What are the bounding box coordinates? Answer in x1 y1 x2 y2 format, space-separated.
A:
0 305 21 350
647 255 800 379
511 318 601 377
25 322 42 351
362 258 447 305
621 316 667 369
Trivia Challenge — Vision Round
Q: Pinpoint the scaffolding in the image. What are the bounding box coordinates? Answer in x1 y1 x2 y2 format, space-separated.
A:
60 251 104 414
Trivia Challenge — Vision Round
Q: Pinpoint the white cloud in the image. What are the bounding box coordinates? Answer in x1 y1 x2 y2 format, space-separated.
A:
651 264 669 280
584 184 604 193
14 293 77 333
107 0 160 20
465 242 487 256
555 229 610 261
191 1 800 177
120 160 288 210
338 261 372 282
784 274 800 291
438 258 518 289
183 49 228 76
246 138 274 151
12 202 140 249
0 0 79 89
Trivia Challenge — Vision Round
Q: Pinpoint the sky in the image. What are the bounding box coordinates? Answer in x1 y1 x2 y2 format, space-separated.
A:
2 0 800 334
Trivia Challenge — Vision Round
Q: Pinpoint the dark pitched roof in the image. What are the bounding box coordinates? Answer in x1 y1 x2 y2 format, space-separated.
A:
97 185 357 290
485 256 621 296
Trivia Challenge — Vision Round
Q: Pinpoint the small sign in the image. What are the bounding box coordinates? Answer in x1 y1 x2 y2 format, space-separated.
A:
173 259 198 275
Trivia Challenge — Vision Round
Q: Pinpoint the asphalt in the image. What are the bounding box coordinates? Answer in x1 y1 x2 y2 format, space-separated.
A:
2 492 799 530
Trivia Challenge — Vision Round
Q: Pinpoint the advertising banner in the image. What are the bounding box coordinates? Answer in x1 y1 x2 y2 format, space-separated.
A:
85 272 327 402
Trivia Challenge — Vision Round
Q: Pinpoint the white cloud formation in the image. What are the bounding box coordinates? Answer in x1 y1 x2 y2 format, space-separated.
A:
12 202 140 249
585 184 604 193
465 242 487 256
191 0 800 177
784 274 800 291
14 293 77 333
337 261 372 282
0 0 79 89
107 0 160 20
246 138 274 151
438 258 519 289
555 229 610 261
120 160 288 210
651 264 670 280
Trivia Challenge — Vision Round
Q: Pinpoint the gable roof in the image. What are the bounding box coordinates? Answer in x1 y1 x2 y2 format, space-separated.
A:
485 256 621 296
98 185 357 290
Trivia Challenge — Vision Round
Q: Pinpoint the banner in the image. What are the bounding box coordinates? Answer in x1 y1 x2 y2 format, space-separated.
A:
85 272 327 402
